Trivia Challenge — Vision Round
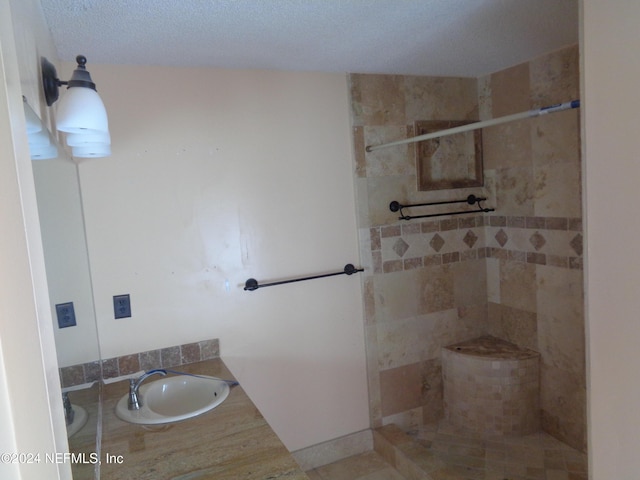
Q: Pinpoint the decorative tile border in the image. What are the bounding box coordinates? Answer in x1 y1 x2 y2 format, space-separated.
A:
59 338 220 388
370 214 582 274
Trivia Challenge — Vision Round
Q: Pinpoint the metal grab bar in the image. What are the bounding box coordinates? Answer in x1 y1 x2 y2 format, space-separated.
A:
390 194 494 221
244 263 363 291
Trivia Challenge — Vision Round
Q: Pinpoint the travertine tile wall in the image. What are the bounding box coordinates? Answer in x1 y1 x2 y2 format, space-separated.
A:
350 73 488 431
349 44 585 452
481 45 585 452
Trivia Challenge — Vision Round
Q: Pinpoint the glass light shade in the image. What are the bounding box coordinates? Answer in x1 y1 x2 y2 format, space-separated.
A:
72 143 111 158
23 99 43 134
26 111 58 159
28 129 53 146
29 143 58 160
66 131 111 146
56 86 109 134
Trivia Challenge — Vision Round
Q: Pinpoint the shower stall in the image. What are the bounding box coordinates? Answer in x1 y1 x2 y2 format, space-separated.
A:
349 43 585 469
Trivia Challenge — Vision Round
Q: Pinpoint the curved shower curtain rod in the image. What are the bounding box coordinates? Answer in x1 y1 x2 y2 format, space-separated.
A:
365 100 580 153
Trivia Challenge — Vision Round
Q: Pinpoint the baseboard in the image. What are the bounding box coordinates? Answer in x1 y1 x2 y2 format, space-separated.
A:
291 429 373 471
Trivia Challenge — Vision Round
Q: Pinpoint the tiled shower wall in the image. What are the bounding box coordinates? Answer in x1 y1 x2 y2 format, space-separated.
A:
482 45 585 452
349 44 585 452
350 72 489 431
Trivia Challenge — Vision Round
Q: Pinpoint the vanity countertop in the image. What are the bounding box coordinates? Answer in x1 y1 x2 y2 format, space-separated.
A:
97 358 309 480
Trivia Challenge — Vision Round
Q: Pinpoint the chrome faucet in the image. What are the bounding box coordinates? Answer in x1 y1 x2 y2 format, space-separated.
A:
62 393 75 425
128 369 167 410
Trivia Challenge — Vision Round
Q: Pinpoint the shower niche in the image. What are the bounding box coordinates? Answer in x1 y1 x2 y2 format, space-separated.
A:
415 120 484 191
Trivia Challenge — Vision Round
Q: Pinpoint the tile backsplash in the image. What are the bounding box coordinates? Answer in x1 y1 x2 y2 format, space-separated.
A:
60 338 220 388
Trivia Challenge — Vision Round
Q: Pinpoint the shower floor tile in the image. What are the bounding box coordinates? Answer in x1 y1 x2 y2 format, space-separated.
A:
407 420 588 480
305 450 407 480
305 423 587 480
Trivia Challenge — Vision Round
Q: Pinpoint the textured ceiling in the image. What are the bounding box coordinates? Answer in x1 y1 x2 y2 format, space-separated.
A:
38 0 578 77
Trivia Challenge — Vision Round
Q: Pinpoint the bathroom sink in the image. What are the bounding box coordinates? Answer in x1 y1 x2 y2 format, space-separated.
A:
115 374 230 425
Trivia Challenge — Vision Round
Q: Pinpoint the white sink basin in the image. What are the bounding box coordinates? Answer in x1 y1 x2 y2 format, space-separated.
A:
115 374 230 425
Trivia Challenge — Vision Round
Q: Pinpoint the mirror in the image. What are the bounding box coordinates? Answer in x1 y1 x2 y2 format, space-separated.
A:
27 101 101 477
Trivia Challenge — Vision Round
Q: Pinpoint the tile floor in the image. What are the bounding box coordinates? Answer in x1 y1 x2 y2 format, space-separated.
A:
305 450 406 480
305 421 588 480
408 420 588 479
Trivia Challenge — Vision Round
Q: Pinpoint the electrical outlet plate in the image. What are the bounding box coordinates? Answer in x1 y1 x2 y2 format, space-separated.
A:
113 294 132 319
56 302 76 328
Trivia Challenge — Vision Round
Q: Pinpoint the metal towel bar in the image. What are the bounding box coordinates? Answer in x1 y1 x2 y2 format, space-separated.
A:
390 194 494 221
244 263 363 291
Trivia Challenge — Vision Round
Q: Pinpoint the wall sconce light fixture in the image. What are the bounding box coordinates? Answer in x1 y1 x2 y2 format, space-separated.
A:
41 55 111 158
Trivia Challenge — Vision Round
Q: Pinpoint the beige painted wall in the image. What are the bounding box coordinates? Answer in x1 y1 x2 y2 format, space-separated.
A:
583 0 640 477
74 63 369 451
